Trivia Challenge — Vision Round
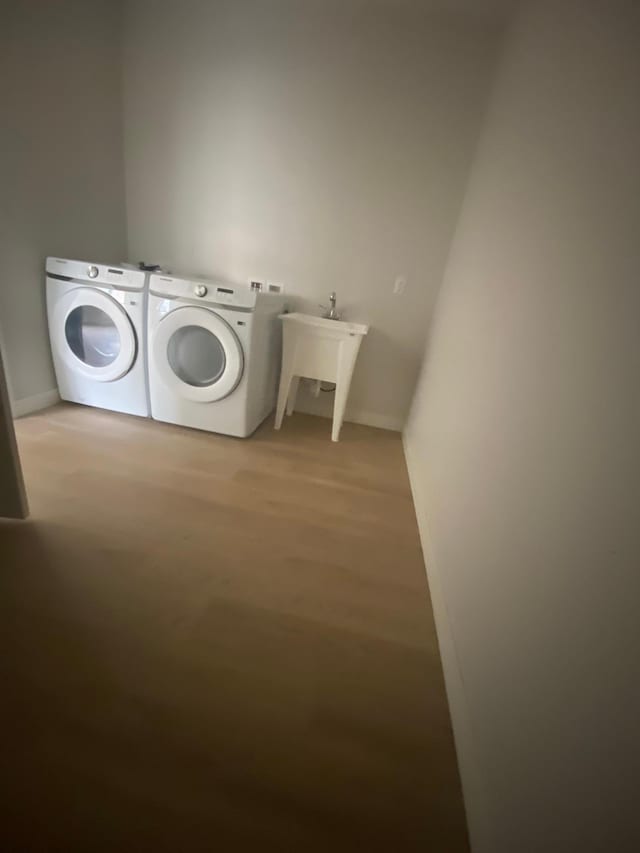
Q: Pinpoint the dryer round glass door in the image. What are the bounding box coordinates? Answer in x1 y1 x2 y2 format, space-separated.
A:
65 306 121 368
51 287 137 382
153 306 243 402
167 325 226 387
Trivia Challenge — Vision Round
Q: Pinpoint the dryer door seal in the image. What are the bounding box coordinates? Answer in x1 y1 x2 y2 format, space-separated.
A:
153 306 244 403
51 287 137 382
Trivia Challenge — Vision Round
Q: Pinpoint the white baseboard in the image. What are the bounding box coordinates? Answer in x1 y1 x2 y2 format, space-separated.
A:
402 430 494 853
295 401 404 432
346 408 404 432
12 388 60 418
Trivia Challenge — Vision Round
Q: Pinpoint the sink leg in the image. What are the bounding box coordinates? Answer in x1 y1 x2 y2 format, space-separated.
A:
332 376 350 443
331 343 360 442
275 369 294 430
331 386 348 441
286 376 300 416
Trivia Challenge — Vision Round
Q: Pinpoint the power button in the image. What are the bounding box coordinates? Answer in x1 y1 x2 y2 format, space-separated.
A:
88 265 99 279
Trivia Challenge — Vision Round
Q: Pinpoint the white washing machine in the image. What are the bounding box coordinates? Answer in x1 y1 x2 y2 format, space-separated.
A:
147 273 286 437
46 257 151 417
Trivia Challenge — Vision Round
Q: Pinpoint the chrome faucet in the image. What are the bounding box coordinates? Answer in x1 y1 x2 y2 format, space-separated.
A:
320 291 340 320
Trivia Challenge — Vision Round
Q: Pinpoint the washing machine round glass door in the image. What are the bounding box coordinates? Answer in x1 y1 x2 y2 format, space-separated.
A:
51 287 137 382
153 306 244 402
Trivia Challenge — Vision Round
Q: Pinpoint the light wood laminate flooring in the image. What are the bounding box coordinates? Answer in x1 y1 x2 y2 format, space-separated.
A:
1 405 468 852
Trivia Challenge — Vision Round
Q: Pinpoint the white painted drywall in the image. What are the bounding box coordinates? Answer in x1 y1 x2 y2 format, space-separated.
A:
405 1 640 850
122 0 503 430
0 0 127 407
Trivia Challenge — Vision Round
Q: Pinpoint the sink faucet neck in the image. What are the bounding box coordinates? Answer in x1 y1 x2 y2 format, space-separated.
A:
321 291 340 320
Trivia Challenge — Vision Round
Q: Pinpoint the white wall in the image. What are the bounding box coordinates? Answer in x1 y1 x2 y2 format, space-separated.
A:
123 0 503 430
405 1 640 850
0 0 127 407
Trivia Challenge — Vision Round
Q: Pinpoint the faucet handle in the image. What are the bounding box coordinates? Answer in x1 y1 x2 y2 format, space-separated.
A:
319 293 336 308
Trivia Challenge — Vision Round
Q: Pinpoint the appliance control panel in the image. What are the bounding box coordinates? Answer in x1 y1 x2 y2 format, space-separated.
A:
150 274 258 308
46 257 146 290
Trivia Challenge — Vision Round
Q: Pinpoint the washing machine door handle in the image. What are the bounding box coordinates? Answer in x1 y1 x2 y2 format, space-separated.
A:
51 287 137 383
152 306 244 403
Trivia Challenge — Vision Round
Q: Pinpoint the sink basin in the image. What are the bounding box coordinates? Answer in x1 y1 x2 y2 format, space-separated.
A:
279 312 368 337
275 312 369 441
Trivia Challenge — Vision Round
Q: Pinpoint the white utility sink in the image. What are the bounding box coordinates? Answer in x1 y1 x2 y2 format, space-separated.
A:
274 312 369 442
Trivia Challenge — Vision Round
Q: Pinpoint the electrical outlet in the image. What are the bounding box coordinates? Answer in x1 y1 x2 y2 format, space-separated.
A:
393 276 406 295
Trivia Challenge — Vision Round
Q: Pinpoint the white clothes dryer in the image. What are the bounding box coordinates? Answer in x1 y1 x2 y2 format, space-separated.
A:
147 274 285 437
